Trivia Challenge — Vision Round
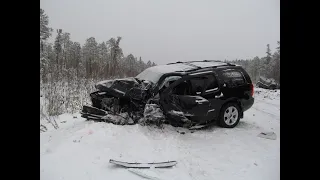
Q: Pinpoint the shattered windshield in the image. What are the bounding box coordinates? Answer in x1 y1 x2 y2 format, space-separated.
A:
158 76 181 89
135 68 164 84
136 63 195 83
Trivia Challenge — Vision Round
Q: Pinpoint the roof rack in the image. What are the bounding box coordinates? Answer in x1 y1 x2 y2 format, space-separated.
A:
202 60 235 66
167 61 183 65
202 60 222 62
167 60 235 66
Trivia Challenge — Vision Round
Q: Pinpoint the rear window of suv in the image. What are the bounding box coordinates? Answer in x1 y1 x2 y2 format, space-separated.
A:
222 70 246 85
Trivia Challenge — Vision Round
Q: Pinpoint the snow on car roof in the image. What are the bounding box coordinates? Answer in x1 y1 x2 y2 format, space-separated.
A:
136 61 231 83
150 63 196 73
136 63 196 83
189 61 228 68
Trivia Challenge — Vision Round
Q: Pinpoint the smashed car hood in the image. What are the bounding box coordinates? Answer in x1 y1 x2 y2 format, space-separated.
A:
95 77 153 100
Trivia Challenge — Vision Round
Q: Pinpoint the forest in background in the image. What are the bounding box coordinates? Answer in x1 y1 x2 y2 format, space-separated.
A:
227 42 280 84
40 8 280 121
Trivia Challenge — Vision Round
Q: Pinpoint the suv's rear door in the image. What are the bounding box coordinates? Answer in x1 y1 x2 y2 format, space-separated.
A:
219 68 251 98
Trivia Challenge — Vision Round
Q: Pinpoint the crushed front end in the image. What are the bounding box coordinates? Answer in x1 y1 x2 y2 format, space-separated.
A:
81 77 155 125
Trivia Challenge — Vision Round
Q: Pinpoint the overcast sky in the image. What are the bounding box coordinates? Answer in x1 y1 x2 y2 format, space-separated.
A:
40 0 279 65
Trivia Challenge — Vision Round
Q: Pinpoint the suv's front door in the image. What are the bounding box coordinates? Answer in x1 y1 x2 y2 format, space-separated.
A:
160 76 211 125
200 74 225 121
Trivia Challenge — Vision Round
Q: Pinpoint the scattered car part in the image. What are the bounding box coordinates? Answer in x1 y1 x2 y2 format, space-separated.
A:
256 76 280 90
258 132 277 140
109 159 178 168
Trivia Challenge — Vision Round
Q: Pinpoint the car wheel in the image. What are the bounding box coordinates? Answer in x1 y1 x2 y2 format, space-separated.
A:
218 103 241 128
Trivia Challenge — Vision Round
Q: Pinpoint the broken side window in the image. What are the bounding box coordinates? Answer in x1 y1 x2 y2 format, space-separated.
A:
159 76 181 90
158 76 182 97
171 77 207 96
172 80 192 95
201 75 219 98
189 77 207 95
203 75 219 92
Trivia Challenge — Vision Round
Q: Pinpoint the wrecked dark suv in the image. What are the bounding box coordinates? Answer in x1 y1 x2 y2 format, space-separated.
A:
81 60 254 128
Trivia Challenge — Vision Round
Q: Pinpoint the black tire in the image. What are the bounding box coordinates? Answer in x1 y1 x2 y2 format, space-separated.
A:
218 102 241 128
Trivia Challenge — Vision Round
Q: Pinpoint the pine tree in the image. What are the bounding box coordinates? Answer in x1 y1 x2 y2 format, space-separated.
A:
272 41 280 83
97 42 108 78
54 29 63 74
40 8 53 52
108 37 123 76
60 32 73 69
266 44 272 63
126 54 135 76
83 37 98 78
71 42 82 77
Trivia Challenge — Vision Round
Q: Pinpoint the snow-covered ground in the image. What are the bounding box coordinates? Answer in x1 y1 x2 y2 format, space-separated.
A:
40 88 280 180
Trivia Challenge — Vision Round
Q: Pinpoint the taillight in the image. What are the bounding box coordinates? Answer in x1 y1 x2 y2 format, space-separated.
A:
250 84 254 96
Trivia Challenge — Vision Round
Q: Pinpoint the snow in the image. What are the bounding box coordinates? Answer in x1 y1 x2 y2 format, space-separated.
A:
40 88 280 180
136 64 195 83
189 61 227 68
189 70 213 76
136 61 232 84
143 104 165 124
169 110 194 117
96 79 114 88
96 77 137 89
102 113 134 125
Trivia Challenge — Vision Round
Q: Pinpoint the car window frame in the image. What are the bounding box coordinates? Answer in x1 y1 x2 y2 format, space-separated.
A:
221 69 247 86
166 71 221 97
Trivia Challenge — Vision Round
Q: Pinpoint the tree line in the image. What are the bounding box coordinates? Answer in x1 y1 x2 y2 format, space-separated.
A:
41 8 279 84
40 8 156 83
227 42 280 84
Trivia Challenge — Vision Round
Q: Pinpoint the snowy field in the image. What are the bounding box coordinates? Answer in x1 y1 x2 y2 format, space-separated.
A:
40 88 280 180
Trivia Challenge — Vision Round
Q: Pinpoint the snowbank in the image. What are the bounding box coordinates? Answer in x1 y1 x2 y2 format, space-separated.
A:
255 88 280 100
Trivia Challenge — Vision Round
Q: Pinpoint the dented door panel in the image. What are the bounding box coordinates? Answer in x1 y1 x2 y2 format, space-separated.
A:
161 94 211 124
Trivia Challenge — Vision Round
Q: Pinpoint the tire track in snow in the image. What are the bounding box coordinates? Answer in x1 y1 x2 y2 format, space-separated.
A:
41 120 92 154
255 99 280 107
252 97 280 121
251 107 279 120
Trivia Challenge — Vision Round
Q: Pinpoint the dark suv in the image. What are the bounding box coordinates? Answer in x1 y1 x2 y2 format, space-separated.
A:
81 60 254 128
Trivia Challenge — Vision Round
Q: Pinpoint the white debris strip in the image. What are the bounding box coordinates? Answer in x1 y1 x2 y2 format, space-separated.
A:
109 159 177 168
96 79 114 88
113 88 125 95
169 110 184 116
258 132 277 140
40 88 280 180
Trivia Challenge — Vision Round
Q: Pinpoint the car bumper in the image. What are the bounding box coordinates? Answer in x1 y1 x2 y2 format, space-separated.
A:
241 97 254 112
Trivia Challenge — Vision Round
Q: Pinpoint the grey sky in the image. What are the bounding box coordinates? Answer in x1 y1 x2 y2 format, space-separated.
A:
40 0 279 65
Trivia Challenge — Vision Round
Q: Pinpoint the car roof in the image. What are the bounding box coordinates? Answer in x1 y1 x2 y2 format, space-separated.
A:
164 60 239 73
136 60 240 83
